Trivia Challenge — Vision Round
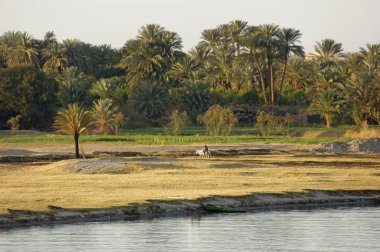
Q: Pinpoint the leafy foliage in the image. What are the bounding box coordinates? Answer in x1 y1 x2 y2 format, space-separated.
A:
91 98 118 135
165 110 189 135
255 111 285 136
198 105 238 136
54 103 94 158
0 65 58 128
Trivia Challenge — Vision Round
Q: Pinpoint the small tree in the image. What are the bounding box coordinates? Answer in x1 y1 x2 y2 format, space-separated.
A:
91 98 118 135
255 111 284 136
54 103 94 158
198 105 238 136
308 90 342 128
165 110 189 135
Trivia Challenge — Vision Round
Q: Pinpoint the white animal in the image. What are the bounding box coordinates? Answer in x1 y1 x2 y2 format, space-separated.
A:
196 149 212 158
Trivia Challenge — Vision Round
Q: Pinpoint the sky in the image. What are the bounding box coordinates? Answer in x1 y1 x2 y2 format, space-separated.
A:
0 0 379 53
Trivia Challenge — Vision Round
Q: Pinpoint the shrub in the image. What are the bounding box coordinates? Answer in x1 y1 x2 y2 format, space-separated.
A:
7 115 22 134
165 110 189 135
198 105 238 136
255 111 284 136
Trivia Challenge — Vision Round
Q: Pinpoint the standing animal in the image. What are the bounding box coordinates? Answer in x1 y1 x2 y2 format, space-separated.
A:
196 149 212 158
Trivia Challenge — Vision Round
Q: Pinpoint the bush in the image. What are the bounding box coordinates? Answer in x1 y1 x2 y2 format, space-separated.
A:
165 110 189 135
255 111 284 136
7 115 22 134
198 105 238 136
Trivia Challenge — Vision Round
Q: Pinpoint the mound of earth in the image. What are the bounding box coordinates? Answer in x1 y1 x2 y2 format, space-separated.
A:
317 138 380 154
47 157 143 174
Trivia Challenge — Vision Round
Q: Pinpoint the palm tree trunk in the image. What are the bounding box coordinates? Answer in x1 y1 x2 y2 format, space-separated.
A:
255 58 268 104
325 113 331 128
276 56 288 104
268 59 274 104
74 133 79 158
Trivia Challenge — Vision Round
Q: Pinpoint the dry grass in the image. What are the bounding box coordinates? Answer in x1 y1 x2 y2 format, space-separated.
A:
0 153 379 215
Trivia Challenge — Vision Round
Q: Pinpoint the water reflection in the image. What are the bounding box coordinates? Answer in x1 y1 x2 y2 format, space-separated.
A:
0 206 379 252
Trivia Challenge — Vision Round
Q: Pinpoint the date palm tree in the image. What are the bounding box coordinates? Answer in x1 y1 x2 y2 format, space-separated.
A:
345 72 380 128
121 24 183 86
41 42 68 74
219 20 248 56
359 43 380 74
54 103 94 158
5 31 39 67
277 28 304 103
308 89 342 128
169 56 201 83
91 98 118 135
312 39 345 61
241 27 269 104
257 24 280 104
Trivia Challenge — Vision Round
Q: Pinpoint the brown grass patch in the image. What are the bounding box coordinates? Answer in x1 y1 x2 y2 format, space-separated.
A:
0 153 379 215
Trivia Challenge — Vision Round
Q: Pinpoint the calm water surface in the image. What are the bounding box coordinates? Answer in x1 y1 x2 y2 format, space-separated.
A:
0 206 379 252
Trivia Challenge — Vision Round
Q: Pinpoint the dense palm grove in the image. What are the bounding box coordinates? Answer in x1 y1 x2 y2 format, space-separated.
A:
1 21 380 131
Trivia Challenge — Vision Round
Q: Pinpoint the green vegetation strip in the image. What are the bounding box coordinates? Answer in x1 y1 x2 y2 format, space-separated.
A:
0 134 354 145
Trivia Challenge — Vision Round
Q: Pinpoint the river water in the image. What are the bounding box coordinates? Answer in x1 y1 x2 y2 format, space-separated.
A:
0 206 379 252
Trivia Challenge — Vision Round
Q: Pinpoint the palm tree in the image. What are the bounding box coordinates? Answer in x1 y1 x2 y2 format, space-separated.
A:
219 20 248 56
285 57 317 90
130 83 171 124
54 103 94 158
169 56 201 83
200 29 223 47
207 43 235 89
345 72 380 128
91 98 118 135
277 28 304 103
179 83 211 122
257 24 280 104
359 43 380 74
241 28 269 104
5 31 39 67
312 39 345 61
90 78 112 99
121 24 183 86
41 42 68 74
308 90 342 128
121 39 165 85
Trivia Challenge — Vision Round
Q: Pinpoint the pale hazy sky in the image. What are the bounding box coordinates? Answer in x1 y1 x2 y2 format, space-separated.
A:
1 0 379 53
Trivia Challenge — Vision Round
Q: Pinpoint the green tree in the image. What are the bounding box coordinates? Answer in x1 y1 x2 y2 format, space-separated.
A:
130 82 171 125
91 98 118 135
41 42 68 74
359 43 380 74
0 31 39 67
54 104 94 158
178 82 212 122
312 39 345 61
277 28 304 103
308 89 343 128
120 24 183 86
57 66 93 106
345 72 380 128
0 65 58 128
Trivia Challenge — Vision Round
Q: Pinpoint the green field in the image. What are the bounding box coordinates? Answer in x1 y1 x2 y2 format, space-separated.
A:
1 125 379 145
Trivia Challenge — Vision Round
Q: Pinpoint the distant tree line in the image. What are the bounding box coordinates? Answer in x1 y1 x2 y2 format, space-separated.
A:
0 21 379 131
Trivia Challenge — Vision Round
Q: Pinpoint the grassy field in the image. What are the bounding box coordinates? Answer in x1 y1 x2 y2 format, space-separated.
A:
1 125 379 145
1 152 379 215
